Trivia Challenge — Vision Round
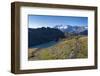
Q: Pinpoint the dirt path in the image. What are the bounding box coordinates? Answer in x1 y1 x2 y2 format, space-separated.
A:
32 48 42 53
28 48 42 60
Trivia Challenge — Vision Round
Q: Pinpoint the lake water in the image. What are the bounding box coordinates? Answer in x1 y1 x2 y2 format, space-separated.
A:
32 41 58 48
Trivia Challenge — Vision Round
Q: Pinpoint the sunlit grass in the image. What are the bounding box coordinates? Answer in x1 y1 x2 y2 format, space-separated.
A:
28 36 88 60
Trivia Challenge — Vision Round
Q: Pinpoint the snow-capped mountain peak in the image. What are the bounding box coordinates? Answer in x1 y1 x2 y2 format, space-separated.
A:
54 25 68 29
54 25 88 33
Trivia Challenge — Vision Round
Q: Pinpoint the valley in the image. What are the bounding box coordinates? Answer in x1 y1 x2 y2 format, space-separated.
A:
28 36 88 60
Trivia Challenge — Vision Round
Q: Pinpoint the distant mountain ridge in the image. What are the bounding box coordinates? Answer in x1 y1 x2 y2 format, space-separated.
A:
54 25 88 34
28 27 65 47
28 25 88 47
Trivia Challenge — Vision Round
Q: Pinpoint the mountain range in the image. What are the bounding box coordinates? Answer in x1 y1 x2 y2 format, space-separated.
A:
54 25 88 35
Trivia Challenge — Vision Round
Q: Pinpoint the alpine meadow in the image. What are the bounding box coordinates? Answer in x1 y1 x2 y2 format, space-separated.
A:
28 15 88 60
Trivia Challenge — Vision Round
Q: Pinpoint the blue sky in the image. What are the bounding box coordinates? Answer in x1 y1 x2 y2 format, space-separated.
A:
28 15 88 28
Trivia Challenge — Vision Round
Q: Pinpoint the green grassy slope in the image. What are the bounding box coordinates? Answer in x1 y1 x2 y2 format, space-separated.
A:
28 36 88 60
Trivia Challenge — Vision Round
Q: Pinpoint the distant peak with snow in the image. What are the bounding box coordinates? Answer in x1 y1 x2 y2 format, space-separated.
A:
54 25 88 33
